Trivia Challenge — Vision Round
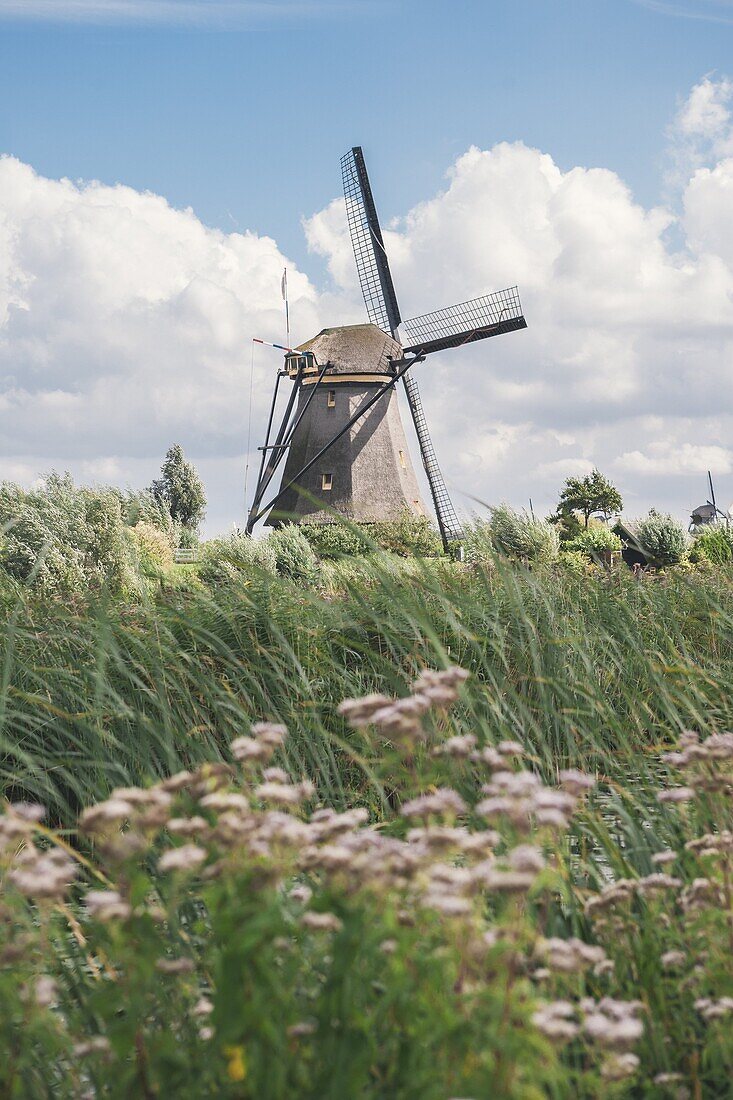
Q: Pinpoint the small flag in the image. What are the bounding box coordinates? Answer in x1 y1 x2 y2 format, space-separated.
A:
281 268 290 346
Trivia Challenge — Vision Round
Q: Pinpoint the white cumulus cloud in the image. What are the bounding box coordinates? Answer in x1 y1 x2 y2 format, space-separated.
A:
0 155 322 530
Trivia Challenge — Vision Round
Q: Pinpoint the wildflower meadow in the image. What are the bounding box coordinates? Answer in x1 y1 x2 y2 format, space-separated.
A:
1 541 733 1096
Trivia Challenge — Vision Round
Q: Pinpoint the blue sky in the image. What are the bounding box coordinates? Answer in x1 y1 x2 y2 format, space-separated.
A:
2 0 732 268
2 0 733 532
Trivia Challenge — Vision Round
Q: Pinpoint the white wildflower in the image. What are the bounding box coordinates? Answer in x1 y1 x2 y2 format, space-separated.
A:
401 789 467 820
158 844 207 873
230 736 271 762
658 788 695 804
508 845 545 874
34 976 57 1007
532 1000 579 1041
601 1053 639 1080
73 1037 111 1057
497 740 525 756
558 769 595 795
301 911 342 933
168 816 208 837
156 957 195 974
433 734 477 758
661 951 686 970
86 890 132 922
79 799 134 831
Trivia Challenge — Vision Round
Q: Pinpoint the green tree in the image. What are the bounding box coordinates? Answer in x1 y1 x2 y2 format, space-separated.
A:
555 469 623 529
150 445 206 535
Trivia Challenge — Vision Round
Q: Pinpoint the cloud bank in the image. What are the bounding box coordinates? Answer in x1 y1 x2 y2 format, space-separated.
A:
3 77 733 531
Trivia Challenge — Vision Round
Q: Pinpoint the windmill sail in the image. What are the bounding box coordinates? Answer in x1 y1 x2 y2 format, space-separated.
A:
341 147 401 336
402 287 526 355
402 371 463 545
341 145 466 546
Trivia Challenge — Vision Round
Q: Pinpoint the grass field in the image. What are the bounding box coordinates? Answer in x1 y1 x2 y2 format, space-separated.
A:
2 555 733 1096
2 555 732 821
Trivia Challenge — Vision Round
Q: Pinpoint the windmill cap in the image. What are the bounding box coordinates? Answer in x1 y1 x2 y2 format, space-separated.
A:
295 323 401 375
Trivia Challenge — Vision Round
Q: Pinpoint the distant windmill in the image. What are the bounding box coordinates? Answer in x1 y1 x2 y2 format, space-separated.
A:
246 146 527 550
689 470 730 530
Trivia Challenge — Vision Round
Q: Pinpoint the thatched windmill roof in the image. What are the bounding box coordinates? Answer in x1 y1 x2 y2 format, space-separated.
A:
297 324 400 375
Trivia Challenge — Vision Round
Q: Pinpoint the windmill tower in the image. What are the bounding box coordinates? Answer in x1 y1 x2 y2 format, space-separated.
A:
246 147 527 550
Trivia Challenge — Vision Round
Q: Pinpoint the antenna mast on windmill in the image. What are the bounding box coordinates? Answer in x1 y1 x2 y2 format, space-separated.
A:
246 146 527 550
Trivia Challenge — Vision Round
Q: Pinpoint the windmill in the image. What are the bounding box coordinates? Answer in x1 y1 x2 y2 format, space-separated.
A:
246 146 527 550
689 470 730 530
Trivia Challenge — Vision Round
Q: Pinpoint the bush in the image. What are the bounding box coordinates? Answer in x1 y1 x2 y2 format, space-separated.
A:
564 524 622 561
267 524 320 585
127 522 175 581
557 547 597 576
0 474 136 597
175 524 200 551
198 532 277 586
368 513 443 558
485 505 559 563
120 490 175 544
299 522 372 559
690 523 733 565
635 510 688 567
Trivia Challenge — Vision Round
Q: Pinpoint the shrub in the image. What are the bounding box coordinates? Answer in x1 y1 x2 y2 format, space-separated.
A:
565 524 622 561
299 522 372 559
368 513 443 558
120 490 175 544
557 547 597 576
0 474 136 597
198 532 277 586
690 523 733 565
486 505 559 563
267 524 320 584
127 522 175 581
635 510 688 567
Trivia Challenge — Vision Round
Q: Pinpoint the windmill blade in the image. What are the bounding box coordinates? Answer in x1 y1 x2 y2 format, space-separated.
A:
341 147 401 337
402 370 462 548
401 286 526 356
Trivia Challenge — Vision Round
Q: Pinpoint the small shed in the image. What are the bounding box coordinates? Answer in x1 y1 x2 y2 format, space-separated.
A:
613 520 650 569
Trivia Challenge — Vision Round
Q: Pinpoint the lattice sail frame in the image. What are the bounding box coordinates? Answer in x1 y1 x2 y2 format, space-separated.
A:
341 147 401 336
402 372 463 545
401 286 526 355
338 146 527 550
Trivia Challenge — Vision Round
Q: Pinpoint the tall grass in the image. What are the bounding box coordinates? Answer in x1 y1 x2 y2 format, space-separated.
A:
2 556 733 833
3 556 733 1094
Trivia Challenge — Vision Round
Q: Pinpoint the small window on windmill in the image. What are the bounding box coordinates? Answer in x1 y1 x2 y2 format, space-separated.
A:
322 473 333 491
399 449 406 469
327 390 336 408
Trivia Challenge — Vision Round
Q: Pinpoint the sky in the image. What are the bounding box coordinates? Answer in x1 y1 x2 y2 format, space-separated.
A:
2 0 733 533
